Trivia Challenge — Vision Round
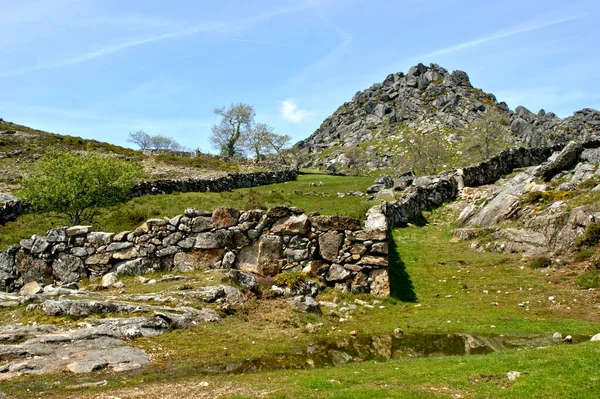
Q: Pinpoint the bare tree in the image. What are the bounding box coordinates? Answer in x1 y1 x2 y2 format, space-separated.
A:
242 122 291 162
127 131 183 151
210 103 255 158
464 112 510 161
127 130 153 150
343 146 368 176
151 135 183 151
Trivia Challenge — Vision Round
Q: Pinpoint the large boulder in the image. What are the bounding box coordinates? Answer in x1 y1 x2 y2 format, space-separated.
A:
173 250 225 272
271 214 310 235
319 232 343 262
52 253 87 284
257 235 283 276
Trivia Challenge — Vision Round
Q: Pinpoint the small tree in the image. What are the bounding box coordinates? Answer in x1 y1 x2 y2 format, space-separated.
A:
343 146 368 176
210 103 255 158
463 112 510 161
243 123 291 162
150 135 183 151
20 149 143 225
127 130 153 150
400 129 453 175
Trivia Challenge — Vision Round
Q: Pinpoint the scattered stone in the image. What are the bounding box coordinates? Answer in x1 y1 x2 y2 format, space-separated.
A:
18 281 42 296
289 295 321 313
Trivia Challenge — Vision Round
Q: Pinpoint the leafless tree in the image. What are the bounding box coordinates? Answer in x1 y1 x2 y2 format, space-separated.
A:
127 130 153 150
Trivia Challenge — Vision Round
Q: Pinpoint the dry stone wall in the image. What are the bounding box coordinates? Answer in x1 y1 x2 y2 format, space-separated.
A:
381 140 600 227
0 170 297 225
0 205 391 296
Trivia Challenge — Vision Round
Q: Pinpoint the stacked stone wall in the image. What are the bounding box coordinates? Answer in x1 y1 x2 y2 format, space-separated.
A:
0 205 390 296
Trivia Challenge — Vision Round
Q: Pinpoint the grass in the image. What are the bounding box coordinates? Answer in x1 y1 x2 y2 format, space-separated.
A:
3 206 600 398
0 172 374 249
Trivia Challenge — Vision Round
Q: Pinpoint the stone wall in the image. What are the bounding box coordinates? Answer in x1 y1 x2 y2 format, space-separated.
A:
130 170 297 197
0 170 297 225
381 140 600 227
0 205 390 296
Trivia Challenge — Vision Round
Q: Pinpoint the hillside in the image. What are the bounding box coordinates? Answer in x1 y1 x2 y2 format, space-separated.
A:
294 63 600 171
0 119 243 194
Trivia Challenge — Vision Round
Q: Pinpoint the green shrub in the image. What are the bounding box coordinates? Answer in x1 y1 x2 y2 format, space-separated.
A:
575 248 596 262
574 271 600 289
576 223 600 248
522 190 575 205
244 189 265 210
579 178 600 190
20 149 143 225
273 271 308 288
528 256 552 269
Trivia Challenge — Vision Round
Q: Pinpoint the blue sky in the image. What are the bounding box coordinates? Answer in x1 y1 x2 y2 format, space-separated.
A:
2 0 599 152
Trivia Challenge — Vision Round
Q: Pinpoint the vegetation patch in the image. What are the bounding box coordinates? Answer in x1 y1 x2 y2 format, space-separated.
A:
522 190 576 205
575 270 600 289
528 256 552 269
576 222 600 248
273 271 308 288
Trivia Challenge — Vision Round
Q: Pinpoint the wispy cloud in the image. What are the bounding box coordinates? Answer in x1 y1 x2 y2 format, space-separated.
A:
283 7 352 88
0 2 322 79
0 23 223 79
412 14 588 61
280 99 316 123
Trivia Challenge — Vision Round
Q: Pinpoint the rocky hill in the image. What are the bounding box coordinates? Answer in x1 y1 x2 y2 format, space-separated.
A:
294 63 600 170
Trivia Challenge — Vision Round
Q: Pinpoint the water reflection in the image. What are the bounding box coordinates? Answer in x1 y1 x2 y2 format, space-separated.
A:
200 333 590 375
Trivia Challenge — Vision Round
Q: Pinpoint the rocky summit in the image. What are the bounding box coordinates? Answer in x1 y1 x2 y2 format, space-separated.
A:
294 63 600 170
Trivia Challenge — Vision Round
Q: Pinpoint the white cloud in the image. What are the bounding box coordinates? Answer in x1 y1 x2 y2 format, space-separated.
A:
280 99 316 124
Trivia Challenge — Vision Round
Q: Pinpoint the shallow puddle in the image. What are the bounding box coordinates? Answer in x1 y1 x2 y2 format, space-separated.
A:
200 333 590 375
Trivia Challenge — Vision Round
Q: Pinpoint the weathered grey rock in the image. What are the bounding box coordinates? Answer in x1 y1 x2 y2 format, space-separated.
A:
257 235 283 276
191 216 214 233
467 192 521 227
536 141 584 181
18 281 42 296
227 269 259 293
155 246 179 258
326 263 351 282
46 229 67 243
289 295 321 313
15 252 52 286
369 269 390 296
173 250 224 272
194 230 233 249
221 251 236 269
106 242 133 252
84 252 112 265
319 231 343 262
101 272 118 288
87 232 114 246
52 253 86 284
66 226 93 236
236 243 259 274
271 214 310 235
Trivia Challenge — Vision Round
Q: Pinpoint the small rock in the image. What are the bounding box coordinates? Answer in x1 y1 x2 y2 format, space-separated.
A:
562 335 573 343
112 281 125 289
349 330 357 336
134 276 150 284
19 281 42 296
552 332 563 340
507 371 521 381
101 272 118 288
393 327 404 335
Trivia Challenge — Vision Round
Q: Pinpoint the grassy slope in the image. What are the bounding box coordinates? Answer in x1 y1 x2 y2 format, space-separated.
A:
3 207 600 398
0 172 374 248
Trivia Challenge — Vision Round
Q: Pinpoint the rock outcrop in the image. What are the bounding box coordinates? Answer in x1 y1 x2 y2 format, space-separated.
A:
294 63 600 169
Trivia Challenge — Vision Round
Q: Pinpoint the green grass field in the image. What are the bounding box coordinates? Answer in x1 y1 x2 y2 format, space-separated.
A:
0 172 374 249
2 207 599 398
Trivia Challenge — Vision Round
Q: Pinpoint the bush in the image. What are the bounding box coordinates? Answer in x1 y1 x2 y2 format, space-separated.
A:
579 178 600 190
576 223 600 248
273 271 308 288
575 248 596 262
528 256 551 269
575 271 600 289
20 149 143 225
522 190 575 206
244 189 265 210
